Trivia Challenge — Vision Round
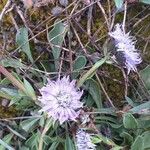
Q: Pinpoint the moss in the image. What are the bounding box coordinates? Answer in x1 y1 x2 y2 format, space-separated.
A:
101 64 125 107
0 105 18 118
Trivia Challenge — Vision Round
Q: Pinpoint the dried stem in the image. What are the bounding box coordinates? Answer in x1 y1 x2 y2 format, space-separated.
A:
0 65 26 93
122 1 127 33
95 74 115 108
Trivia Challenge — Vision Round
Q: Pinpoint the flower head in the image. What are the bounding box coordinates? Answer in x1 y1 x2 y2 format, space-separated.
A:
38 76 83 124
76 129 96 150
109 24 142 74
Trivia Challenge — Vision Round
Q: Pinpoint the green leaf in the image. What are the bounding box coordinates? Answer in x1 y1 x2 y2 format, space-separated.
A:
111 146 123 150
125 96 137 107
48 20 68 70
78 57 107 87
72 55 87 78
20 118 40 132
16 27 33 63
25 132 40 149
18 146 29 150
7 126 26 140
65 136 75 150
0 58 26 68
0 87 21 100
114 0 124 9
48 142 59 150
0 135 14 150
23 78 36 100
95 116 117 124
123 113 138 129
142 131 150 149
95 108 116 115
131 136 144 150
120 132 133 145
140 65 150 90
92 134 121 148
129 101 150 113
139 0 150 4
85 79 102 108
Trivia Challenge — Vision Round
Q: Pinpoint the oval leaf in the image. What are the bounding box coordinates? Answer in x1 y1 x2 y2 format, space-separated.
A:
123 113 138 129
131 136 144 150
72 55 87 78
16 27 33 63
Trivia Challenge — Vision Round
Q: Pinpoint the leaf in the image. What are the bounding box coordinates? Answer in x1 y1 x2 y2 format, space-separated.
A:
25 132 40 149
95 116 117 124
139 0 150 4
131 136 144 150
48 141 59 150
114 0 124 9
0 136 14 150
85 79 102 108
20 118 40 132
111 146 123 150
123 113 138 129
78 57 107 87
92 134 121 148
120 132 133 145
7 126 26 140
65 136 75 150
140 65 150 90
0 58 26 68
23 78 36 100
16 27 33 63
95 108 116 115
129 101 150 113
142 131 150 149
125 96 137 107
72 55 87 78
48 20 68 70
0 87 20 100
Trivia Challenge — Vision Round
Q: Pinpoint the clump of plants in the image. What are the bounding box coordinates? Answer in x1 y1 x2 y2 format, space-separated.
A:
0 0 150 150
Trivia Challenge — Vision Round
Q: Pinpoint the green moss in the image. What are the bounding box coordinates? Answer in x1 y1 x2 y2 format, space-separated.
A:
101 64 125 107
0 105 18 118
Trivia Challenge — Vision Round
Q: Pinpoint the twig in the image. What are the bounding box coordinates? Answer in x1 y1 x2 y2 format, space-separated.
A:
87 5 93 36
9 12 19 32
0 65 26 93
122 1 127 33
107 0 111 29
97 1 109 30
121 68 128 97
58 51 64 78
95 74 115 108
70 22 87 54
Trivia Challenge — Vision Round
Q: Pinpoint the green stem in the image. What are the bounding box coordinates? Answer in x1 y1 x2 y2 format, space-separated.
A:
38 119 52 150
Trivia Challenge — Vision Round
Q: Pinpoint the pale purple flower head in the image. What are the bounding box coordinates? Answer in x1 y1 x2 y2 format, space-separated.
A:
38 76 83 124
109 24 142 74
76 129 96 150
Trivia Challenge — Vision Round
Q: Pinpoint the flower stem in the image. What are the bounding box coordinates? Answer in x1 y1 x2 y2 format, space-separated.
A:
38 119 52 150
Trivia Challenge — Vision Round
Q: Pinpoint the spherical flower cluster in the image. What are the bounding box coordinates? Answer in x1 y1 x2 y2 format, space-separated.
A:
76 129 96 150
38 76 83 124
109 24 142 74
